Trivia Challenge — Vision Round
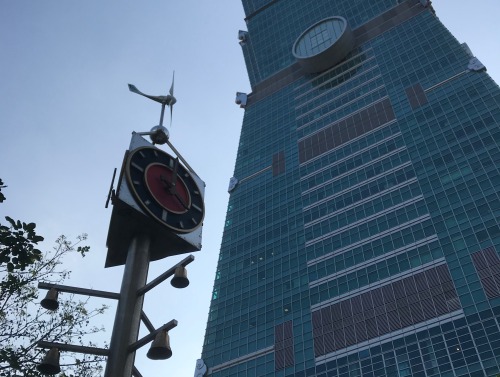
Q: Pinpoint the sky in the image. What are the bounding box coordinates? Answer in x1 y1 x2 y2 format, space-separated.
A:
0 1 499 376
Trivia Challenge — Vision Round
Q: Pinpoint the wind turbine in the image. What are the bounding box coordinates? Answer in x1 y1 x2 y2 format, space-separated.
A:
128 73 177 145
128 71 177 127
126 73 194 173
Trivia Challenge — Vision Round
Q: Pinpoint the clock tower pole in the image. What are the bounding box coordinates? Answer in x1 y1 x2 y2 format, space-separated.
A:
104 234 151 377
103 79 205 377
36 79 205 377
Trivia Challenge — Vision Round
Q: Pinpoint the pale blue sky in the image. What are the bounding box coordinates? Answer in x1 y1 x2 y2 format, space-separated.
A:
1 1 499 375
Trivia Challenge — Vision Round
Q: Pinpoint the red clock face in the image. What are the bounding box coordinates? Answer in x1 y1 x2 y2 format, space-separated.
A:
145 163 190 214
126 147 204 233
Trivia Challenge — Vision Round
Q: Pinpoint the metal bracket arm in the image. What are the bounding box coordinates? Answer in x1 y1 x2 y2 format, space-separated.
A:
165 140 197 176
135 132 199 177
128 319 178 352
133 366 144 377
137 254 194 296
37 340 109 356
141 310 156 333
38 282 120 300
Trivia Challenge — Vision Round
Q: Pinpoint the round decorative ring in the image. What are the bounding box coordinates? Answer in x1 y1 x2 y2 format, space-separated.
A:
292 16 355 73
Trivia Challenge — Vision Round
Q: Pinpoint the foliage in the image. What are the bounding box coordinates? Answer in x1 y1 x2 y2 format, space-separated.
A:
0 179 5 203
0 179 43 273
0 181 107 376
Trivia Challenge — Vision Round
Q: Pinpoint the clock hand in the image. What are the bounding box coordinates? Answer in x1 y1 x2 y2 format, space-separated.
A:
160 158 180 194
160 174 173 190
173 191 190 210
160 173 188 209
160 175 180 198
170 158 179 190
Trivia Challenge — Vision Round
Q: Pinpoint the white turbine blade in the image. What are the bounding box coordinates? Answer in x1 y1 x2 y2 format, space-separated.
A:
128 83 165 103
170 103 173 127
128 84 142 95
168 71 176 127
169 71 175 96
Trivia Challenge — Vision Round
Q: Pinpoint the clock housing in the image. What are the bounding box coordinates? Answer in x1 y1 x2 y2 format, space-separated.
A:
106 133 205 267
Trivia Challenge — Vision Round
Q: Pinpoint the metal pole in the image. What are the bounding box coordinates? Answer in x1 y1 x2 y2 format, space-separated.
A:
38 282 120 300
38 341 109 356
104 234 151 377
165 139 197 175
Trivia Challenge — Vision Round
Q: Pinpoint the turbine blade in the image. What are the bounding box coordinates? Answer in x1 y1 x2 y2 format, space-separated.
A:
169 71 175 96
128 84 165 104
169 103 173 127
128 84 142 95
168 71 176 127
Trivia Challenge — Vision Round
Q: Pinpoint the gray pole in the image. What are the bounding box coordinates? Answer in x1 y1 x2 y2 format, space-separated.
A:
104 234 151 377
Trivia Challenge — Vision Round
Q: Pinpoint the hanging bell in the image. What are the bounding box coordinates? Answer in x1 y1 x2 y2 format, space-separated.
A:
171 266 189 288
41 288 59 311
37 348 61 375
147 330 172 360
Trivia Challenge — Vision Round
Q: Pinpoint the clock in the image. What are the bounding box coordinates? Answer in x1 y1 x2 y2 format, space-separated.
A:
125 146 205 233
292 16 354 73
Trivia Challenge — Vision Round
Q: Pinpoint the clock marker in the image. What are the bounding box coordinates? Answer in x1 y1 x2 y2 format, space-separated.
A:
192 204 202 212
191 218 198 225
153 150 159 157
162 210 168 222
139 151 146 158
133 180 141 186
131 162 144 172
179 221 185 229
144 200 151 206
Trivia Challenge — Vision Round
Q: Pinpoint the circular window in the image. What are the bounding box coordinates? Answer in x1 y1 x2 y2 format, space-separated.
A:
292 16 354 73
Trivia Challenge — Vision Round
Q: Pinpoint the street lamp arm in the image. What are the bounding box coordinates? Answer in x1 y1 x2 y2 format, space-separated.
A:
137 254 194 296
38 282 120 300
128 320 178 353
37 340 110 356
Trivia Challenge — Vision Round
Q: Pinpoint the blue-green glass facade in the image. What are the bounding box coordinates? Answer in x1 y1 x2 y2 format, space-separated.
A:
202 1 500 376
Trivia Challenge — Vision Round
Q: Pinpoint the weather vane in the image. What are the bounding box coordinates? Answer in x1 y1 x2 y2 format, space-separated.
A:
128 72 176 145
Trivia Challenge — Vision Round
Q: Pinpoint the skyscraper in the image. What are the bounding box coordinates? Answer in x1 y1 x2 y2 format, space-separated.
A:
202 1 500 376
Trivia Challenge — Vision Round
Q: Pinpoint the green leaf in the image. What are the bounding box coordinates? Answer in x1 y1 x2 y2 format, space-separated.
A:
0 178 5 203
5 216 16 228
25 222 36 232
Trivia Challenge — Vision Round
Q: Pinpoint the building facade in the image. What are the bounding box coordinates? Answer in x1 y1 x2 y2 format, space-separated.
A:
202 1 500 376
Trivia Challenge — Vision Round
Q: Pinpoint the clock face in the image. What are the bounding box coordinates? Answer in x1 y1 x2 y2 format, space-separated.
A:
126 146 204 233
293 17 347 58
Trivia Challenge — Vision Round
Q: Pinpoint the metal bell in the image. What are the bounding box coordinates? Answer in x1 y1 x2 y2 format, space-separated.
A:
146 330 172 360
41 288 59 311
171 266 189 288
37 348 61 375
